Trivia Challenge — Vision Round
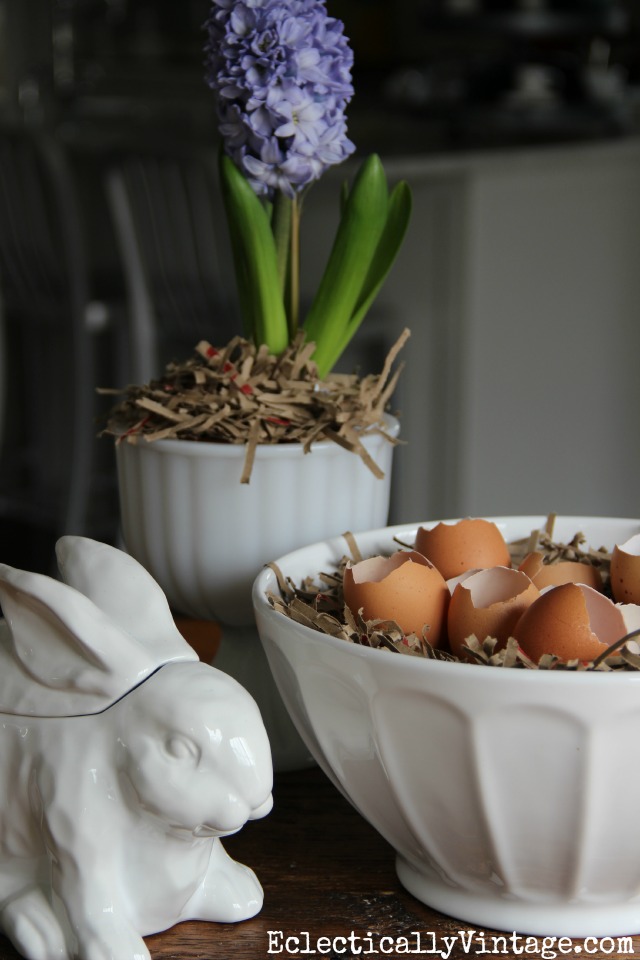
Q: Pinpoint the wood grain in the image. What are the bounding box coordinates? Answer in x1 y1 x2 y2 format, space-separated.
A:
0 768 638 959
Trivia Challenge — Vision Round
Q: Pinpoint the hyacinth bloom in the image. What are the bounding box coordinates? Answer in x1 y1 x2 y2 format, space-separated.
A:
204 0 354 197
204 0 412 377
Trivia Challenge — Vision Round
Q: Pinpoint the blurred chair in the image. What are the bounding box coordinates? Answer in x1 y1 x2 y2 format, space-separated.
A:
0 124 119 570
104 145 240 384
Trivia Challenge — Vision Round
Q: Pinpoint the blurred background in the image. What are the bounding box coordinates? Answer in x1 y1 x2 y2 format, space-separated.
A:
1 0 639 572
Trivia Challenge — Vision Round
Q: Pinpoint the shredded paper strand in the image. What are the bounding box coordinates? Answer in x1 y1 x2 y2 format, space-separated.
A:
102 331 409 482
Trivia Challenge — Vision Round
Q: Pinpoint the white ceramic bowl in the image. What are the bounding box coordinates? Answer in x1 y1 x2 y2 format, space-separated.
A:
253 516 640 937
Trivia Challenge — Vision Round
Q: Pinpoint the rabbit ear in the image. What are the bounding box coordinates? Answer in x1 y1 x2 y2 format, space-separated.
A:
55 536 196 662
0 563 183 717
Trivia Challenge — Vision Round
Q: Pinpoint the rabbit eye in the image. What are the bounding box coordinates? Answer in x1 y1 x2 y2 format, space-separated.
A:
164 735 200 762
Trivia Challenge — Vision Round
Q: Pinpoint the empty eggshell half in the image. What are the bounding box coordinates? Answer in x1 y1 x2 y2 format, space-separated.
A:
343 550 449 648
513 582 627 664
610 533 640 605
448 566 540 660
518 551 603 591
618 601 640 637
446 569 482 594
415 518 511 581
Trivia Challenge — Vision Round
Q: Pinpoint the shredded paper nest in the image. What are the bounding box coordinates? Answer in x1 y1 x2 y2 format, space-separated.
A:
103 330 409 483
267 518 640 672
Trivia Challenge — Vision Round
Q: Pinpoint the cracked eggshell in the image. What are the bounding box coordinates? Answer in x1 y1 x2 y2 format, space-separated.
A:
618 601 640 637
513 582 627 664
446 569 482 594
414 518 511 581
610 533 640 604
343 550 449 648
448 566 540 660
518 551 603 591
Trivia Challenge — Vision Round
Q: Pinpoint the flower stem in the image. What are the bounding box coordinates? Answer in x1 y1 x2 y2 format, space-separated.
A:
271 192 291 295
271 191 301 342
289 194 300 339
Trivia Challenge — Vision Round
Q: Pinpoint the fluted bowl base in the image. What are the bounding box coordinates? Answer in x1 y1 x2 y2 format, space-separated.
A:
396 857 640 939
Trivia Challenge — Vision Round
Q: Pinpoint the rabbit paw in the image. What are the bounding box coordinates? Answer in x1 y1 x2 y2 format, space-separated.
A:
189 845 264 923
79 928 150 960
1 887 69 960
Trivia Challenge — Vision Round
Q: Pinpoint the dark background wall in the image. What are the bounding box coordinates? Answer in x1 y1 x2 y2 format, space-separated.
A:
2 1 639 147
0 0 639 573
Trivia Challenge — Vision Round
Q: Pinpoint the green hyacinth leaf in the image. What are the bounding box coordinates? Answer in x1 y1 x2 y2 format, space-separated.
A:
303 154 389 375
219 153 289 355
318 179 412 374
351 181 412 322
304 156 413 378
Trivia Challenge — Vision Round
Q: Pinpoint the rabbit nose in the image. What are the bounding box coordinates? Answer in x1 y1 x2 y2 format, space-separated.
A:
249 794 273 821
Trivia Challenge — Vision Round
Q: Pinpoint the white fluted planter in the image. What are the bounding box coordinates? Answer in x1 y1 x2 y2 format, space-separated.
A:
115 416 399 771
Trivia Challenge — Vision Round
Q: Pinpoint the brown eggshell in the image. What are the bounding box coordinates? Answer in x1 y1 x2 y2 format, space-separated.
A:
513 582 627 664
610 534 640 604
518 551 603 591
343 550 449 648
448 566 540 660
415 518 511 581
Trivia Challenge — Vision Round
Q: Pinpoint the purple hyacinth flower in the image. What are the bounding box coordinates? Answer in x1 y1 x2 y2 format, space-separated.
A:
204 0 355 198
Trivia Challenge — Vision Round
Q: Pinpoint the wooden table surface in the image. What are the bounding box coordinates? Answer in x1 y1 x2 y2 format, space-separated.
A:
2 766 638 960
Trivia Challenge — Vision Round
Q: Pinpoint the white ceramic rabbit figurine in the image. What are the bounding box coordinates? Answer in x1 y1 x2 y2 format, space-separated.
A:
0 537 273 960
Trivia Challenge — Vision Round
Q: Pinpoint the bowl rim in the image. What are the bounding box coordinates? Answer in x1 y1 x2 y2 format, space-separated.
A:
253 514 640 687
115 413 400 460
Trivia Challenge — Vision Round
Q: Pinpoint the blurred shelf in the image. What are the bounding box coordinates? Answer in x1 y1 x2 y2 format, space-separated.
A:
422 8 629 38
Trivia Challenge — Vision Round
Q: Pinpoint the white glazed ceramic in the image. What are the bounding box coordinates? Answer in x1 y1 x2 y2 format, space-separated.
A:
253 515 640 938
0 537 273 960
115 416 399 624
115 416 399 771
